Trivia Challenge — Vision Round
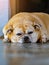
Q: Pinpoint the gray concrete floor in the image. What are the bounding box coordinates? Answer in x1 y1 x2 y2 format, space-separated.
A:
0 39 49 65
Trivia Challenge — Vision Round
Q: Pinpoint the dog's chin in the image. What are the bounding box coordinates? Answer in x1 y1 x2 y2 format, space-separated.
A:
11 35 38 43
11 39 31 43
18 40 31 43
11 39 37 43
11 37 38 43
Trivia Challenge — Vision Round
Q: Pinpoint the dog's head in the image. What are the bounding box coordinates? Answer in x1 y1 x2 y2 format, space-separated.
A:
3 13 41 43
9 20 41 43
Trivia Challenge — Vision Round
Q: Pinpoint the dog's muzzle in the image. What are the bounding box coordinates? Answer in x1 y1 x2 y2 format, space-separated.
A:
23 36 31 43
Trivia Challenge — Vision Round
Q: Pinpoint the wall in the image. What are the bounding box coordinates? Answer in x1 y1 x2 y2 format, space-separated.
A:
0 0 9 36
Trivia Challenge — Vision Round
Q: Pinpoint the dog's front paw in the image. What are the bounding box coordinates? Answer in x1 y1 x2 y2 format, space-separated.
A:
41 35 47 43
42 38 47 43
3 38 10 43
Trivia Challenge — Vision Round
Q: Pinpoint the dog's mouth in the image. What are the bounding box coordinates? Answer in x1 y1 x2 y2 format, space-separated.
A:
23 41 31 43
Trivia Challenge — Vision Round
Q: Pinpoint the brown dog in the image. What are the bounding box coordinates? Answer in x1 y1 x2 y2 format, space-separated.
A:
3 12 49 43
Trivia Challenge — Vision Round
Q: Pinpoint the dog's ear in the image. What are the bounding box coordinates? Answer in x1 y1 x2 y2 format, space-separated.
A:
34 22 41 30
6 25 13 34
6 28 13 34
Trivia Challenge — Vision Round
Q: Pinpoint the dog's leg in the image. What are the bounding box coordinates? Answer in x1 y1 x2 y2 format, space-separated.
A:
41 34 47 43
3 35 10 43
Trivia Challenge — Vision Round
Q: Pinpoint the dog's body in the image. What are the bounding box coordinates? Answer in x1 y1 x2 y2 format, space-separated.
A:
3 12 49 43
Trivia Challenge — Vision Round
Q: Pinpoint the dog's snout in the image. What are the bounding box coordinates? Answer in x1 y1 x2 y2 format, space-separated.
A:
24 36 29 41
23 36 31 43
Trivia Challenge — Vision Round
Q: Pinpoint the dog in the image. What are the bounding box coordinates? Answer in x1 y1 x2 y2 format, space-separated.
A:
3 12 49 43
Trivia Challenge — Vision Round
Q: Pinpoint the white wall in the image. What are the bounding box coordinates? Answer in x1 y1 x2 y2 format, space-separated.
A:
0 0 9 36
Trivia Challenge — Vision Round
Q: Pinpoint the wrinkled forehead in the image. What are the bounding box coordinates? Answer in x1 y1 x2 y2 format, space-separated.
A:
14 24 34 33
13 19 34 33
13 19 34 28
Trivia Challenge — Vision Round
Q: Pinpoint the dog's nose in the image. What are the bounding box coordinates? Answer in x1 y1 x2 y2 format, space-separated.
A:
23 36 31 43
24 36 29 42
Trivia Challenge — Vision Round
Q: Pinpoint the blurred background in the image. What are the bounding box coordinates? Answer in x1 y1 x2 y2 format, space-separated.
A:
10 0 49 16
0 0 9 36
0 1 49 65
0 0 49 36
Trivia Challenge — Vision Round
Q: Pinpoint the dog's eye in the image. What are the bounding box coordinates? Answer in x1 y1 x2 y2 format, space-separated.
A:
16 33 22 36
28 31 33 34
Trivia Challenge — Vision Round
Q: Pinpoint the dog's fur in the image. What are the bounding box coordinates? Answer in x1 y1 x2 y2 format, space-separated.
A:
3 12 49 43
